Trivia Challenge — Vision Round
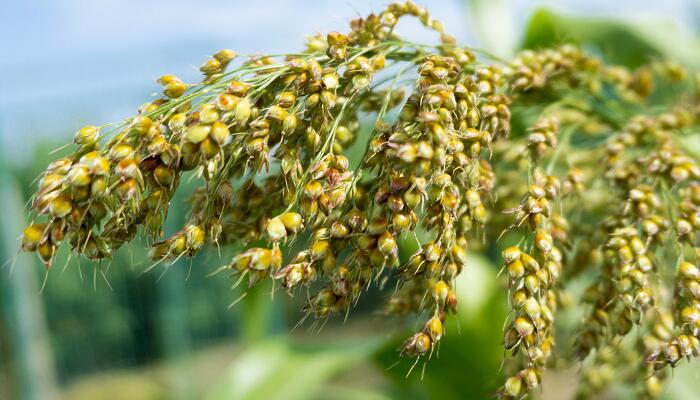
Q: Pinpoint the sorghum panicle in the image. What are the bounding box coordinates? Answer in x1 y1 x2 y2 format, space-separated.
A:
19 2 700 396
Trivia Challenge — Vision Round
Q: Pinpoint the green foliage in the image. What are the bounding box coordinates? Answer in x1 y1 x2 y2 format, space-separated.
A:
375 254 505 400
522 8 700 68
205 337 381 400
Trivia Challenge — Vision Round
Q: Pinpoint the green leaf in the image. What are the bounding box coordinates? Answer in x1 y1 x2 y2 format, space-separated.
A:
522 8 700 68
205 337 382 400
374 254 506 400
680 134 700 161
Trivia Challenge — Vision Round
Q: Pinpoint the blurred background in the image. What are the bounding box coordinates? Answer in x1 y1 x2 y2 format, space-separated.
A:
2 1 700 399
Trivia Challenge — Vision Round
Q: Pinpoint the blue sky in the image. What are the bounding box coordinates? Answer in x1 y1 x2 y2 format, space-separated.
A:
1 0 698 163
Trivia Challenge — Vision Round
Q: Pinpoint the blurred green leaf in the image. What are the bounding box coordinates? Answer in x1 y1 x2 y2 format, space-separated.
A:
680 134 700 161
205 337 381 400
374 254 506 400
313 385 392 400
522 8 700 68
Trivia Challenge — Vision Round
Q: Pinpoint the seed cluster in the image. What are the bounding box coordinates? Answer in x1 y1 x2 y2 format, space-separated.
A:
572 106 700 395
20 2 700 396
499 117 566 399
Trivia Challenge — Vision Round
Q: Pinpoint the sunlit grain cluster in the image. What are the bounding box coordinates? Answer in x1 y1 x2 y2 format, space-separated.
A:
20 2 700 397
